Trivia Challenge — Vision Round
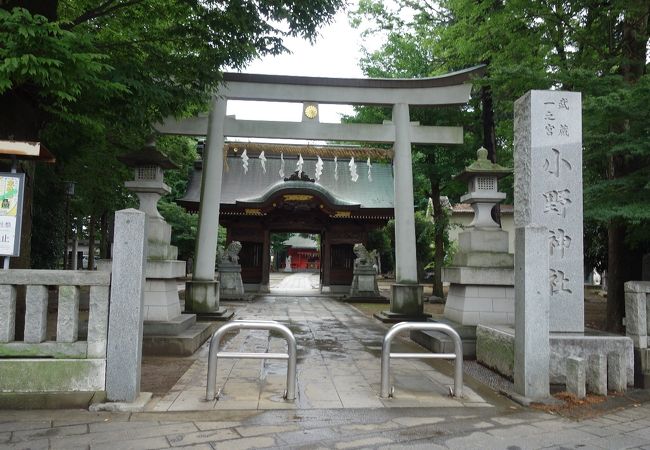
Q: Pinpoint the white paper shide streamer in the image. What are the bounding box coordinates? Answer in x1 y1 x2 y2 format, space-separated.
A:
241 149 249 174
296 154 304 178
367 157 372 182
259 151 267 173
334 156 338 181
349 157 358 182
315 156 324 181
279 153 285 178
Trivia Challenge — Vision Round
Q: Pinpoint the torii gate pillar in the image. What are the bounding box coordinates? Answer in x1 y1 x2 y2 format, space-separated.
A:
185 97 232 320
374 103 426 322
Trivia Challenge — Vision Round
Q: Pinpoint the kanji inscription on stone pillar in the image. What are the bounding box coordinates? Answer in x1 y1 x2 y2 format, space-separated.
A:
514 90 584 333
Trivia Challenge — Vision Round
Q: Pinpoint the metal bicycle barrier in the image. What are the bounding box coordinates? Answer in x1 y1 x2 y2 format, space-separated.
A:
380 322 464 398
206 319 297 401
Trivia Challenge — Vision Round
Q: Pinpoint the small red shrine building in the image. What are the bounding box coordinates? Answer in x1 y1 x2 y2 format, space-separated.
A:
283 234 320 271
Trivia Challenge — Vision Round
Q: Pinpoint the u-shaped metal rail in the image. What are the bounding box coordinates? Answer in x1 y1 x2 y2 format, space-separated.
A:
206 320 297 401
380 322 463 398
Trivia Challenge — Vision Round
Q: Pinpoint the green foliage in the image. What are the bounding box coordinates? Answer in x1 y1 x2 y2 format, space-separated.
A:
0 8 124 112
157 201 197 261
378 214 437 281
0 1 345 267
352 0 650 290
271 233 291 254
367 226 393 274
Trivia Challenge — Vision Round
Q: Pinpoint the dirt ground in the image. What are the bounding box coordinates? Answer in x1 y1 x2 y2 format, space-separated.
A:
141 357 195 395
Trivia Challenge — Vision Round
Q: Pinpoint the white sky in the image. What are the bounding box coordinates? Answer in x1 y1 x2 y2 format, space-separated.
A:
226 1 369 127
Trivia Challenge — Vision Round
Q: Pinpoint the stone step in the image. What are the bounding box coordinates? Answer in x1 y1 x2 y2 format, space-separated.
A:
142 321 217 356
143 314 196 336
410 330 477 359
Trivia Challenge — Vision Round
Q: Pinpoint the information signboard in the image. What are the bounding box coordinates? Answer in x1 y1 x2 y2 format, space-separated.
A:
0 173 25 257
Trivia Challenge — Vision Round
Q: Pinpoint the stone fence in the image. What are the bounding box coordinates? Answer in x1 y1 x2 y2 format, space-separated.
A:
0 270 110 394
625 281 650 349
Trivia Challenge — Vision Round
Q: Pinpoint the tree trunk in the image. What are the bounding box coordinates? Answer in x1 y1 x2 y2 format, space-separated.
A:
481 84 497 162
480 82 503 227
87 214 96 270
605 0 649 332
430 181 445 298
99 211 107 259
606 222 626 332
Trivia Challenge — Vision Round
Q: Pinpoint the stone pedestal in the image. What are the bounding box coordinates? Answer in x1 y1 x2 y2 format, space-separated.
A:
444 228 515 326
374 284 429 323
476 325 634 388
219 263 245 299
349 266 382 300
184 280 232 320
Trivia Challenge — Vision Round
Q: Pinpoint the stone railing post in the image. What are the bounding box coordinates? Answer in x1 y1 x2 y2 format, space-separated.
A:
106 208 147 402
625 281 650 349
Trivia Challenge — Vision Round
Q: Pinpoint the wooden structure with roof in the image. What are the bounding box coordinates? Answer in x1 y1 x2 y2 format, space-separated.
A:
179 143 394 291
158 66 483 319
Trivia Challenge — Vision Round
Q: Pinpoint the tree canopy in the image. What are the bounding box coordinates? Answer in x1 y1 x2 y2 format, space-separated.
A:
0 0 344 268
353 0 650 328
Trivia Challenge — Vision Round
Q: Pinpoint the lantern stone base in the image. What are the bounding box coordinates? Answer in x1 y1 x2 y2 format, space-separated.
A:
142 316 217 356
143 279 183 322
443 227 515 327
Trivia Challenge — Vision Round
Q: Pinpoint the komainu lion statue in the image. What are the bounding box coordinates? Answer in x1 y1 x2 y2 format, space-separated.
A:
217 241 242 265
352 243 377 270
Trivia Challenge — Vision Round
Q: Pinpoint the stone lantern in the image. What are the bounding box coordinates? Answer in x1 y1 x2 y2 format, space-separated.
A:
117 138 212 355
119 138 178 226
415 148 515 358
456 147 510 229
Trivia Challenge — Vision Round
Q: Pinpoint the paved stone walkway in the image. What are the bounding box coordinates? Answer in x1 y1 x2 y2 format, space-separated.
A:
270 272 320 292
148 294 489 411
4 293 650 449
3 400 650 449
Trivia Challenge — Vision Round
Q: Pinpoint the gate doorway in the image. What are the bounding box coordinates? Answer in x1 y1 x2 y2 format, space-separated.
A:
271 232 321 294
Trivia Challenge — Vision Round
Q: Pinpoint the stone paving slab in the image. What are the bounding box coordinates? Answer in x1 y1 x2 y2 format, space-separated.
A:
3 402 650 449
149 294 489 412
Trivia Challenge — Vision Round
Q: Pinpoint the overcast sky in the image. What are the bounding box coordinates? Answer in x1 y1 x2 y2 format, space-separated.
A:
226 2 368 127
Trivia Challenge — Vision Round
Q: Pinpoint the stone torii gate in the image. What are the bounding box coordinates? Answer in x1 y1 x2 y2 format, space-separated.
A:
157 66 484 320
